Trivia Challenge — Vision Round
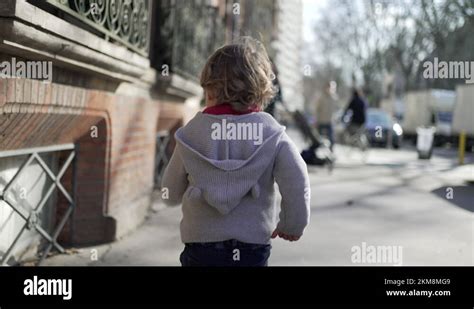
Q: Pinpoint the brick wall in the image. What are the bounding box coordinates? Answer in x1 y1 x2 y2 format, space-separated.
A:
0 77 163 246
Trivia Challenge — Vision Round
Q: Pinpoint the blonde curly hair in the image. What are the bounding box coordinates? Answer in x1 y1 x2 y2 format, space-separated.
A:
200 37 275 112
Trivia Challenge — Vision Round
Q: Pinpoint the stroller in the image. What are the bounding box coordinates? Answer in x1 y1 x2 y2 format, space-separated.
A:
278 101 335 171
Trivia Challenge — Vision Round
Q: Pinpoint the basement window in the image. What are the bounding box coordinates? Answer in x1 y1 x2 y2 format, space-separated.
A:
0 144 76 266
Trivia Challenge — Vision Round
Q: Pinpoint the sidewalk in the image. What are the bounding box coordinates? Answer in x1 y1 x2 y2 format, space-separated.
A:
41 126 309 266
42 131 474 266
42 192 183 266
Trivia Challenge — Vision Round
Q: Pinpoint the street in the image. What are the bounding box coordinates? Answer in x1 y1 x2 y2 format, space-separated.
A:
43 134 474 266
273 145 473 265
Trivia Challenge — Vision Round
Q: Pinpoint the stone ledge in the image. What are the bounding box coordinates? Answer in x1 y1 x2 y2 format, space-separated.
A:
1 0 149 68
154 73 203 100
0 18 153 85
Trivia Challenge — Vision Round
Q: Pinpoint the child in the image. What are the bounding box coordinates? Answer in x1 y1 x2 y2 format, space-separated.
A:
162 37 310 267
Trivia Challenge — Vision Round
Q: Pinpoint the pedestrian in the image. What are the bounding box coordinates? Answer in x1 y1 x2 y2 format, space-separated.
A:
161 37 311 267
344 88 367 135
315 81 338 150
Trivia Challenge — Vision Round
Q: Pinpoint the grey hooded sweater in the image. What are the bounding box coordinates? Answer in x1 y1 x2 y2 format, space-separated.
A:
162 111 311 245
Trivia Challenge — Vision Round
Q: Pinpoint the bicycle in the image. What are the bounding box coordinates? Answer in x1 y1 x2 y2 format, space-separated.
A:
341 123 370 161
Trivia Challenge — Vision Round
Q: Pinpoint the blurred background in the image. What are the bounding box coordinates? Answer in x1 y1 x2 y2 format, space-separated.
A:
0 0 472 266
301 0 473 147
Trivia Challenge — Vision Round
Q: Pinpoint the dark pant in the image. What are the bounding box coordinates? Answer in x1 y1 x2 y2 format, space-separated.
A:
347 123 364 136
180 239 271 267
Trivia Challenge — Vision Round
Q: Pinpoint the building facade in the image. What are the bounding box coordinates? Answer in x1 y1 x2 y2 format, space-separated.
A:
273 0 304 111
0 0 161 265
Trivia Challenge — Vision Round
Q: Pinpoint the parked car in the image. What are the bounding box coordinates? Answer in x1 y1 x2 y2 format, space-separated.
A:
366 109 403 149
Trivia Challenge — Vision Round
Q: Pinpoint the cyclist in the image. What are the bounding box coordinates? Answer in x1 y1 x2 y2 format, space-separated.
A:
344 89 367 136
341 89 368 151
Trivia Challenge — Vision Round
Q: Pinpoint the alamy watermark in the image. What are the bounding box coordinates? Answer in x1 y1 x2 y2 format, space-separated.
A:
351 242 403 265
423 57 474 84
0 57 53 82
24 276 72 300
211 119 263 145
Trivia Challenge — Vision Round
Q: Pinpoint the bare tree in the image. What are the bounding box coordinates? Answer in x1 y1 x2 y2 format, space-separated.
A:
309 0 474 102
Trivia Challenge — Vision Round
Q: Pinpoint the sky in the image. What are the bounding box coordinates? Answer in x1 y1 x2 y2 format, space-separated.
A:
301 0 331 65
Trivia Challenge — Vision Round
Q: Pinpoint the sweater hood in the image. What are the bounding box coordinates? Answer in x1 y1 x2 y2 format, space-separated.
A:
175 112 285 215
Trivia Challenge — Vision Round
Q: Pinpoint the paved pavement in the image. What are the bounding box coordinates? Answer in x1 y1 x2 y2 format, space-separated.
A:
43 131 474 266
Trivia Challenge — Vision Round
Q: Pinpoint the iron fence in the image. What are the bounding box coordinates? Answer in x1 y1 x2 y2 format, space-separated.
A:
156 0 226 81
154 131 170 188
36 0 151 56
0 144 76 266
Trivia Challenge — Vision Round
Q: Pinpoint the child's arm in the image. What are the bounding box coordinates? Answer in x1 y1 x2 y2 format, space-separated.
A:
272 133 311 241
161 148 188 206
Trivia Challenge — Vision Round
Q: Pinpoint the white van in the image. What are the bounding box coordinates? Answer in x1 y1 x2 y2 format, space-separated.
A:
452 84 474 149
402 89 456 144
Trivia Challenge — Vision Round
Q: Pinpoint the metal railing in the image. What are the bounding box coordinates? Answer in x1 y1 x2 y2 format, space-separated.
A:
39 0 151 56
0 144 76 266
156 0 226 81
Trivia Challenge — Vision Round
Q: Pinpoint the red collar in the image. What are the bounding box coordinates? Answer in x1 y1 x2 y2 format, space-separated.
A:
203 103 260 115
